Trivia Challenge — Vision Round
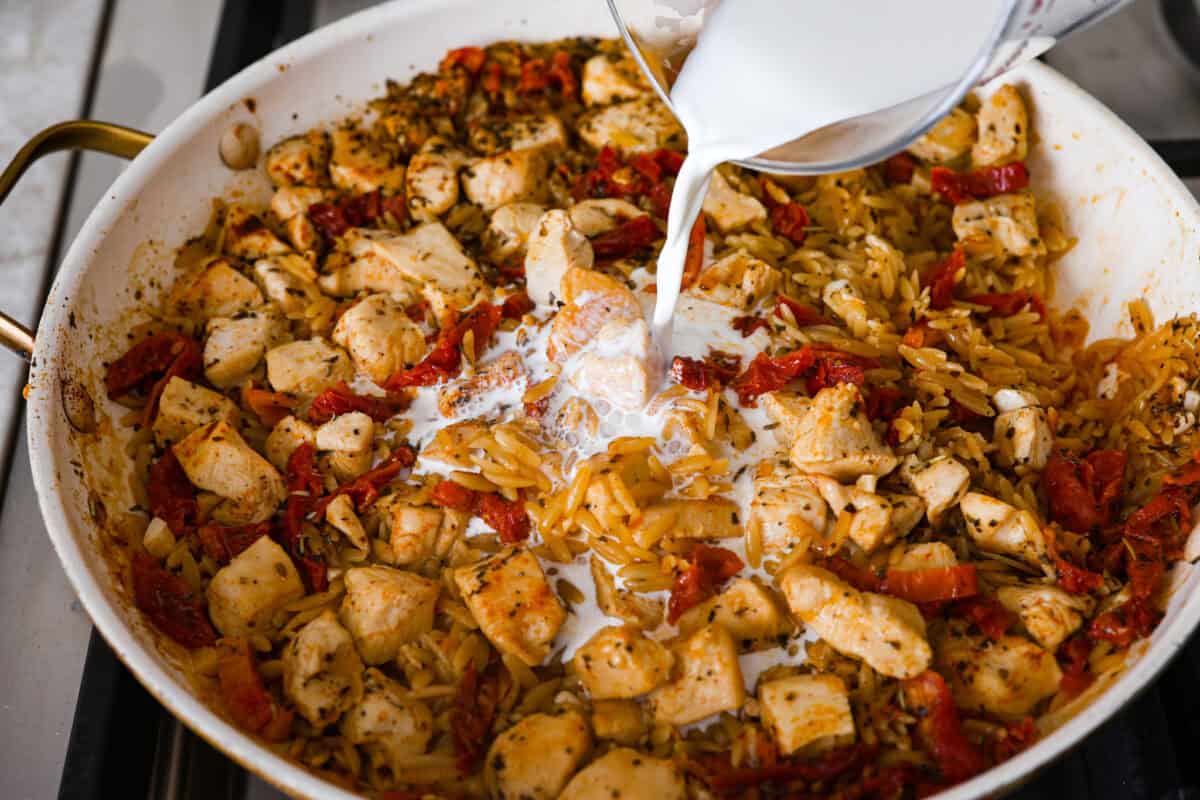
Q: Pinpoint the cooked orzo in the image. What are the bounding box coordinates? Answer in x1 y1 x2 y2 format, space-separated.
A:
104 36 1200 799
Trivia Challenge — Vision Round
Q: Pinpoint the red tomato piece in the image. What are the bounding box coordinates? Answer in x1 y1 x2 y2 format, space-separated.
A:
431 479 479 512
451 663 501 773
773 295 827 327
517 57 549 93
241 385 296 428
951 595 1016 640
865 386 906 422
275 443 328 593
822 556 884 593
1057 635 1095 698
500 291 534 319
477 492 531 544
147 450 197 536
881 152 916 184
384 302 502 390
548 50 577 100
668 351 741 392
883 565 979 604
667 543 743 623
590 214 661 258
769 201 810 245
703 743 874 793
198 521 272 564
966 289 1046 318
925 248 966 310
131 552 216 649
440 46 487 74
731 314 768 337
104 332 199 399
730 345 879 406
1053 555 1105 595
306 381 410 424
312 446 416 518
932 161 1030 204
216 638 292 740
904 670 986 784
803 358 866 396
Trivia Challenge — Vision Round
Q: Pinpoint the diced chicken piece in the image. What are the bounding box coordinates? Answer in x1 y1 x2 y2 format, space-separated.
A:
582 54 647 106
759 675 855 755
525 210 595 306
573 626 674 700
568 198 647 237
996 585 1094 651
142 517 175 559
811 475 923 554
318 230 422 302
206 536 303 637
438 351 527 418
760 392 813 442
590 700 645 745
560 748 685 800
454 548 566 666
889 541 959 571
789 383 900 481
959 492 1050 569
577 97 684 155
590 556 663 630
331 293 426 384
264 338 354 397
222 204 291 260
568 319 659 412
263 415 315 471
371 222 484 310
779 564 931 678
936 623 1061 717
952 192 1044 258
168 258 263 321
152 376 239 447
972 84 1029 167
281 610 364 727
339 566 439 665
174 421 286 525
462 149 551 211
900 454 971 525
264 130 329 187
405 137 467 222
547 268 643 363
329 126 405 194
316 411 374 480
691 250 781 311
703 169 768 233
633 497 741 541
203 310 287 389
500 113 569 152
747 460 828 561
678 578 787 644
822 280 868 329
252 254 330 320
483 202 547 262
270 185 328 221
907 107 976 164
386 502 464 567
993 387 1041 413
341 669 434 772
486 711 592 800
648 624 745 726
994 406 1053 469
325 493 369 552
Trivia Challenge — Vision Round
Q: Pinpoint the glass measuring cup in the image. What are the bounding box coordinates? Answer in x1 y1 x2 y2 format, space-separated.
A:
607 0 1135 175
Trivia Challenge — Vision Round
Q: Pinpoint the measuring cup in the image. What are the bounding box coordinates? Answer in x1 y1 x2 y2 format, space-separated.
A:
607 0 1135 175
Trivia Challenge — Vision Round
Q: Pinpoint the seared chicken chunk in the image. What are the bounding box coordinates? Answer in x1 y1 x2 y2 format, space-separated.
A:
810 475 924 554
524 209 595 306
483 202 547 262
264 130 329 187
169 258 262 321
577 97 683 155
174 421 286 525
573 626 674 700
560 748 685 800
206 535 303 637
152 376 239 447
581 54 647 106
222 204 291 261
454 548 566 666
339 566 439 665
590 700 646 745
996 585 1094 651
269 185 328 222
486 711 592 800
372 222 484 311
568 318 660 412
438 351 527 418
779 564 931 678
331 293 426 384
500 112 569 152
386 502 466 567
677 578 787 644
649 624 745 726
759 675 855 755
890 541 959 571
960 492 1050 569
936 622 1061 717
404 136 467 222
789 383 900 481
264 338 354 397
747 460 828 561
318 229 421 301
994 406 1053 469
972 84 1029 167
900 454 971 525
547 268 643 363
281 610 364 727
252 254 330 320
760 391 813 442
568 198 646 237
462 148 551 211
329 126 405 194
703 169 768 233
263 415 315 471
203 309 287 389
325 493 369 552
691 250 781 311
341 669 434 772
907 107 976 164
315 411 375 480
952 192 1044 258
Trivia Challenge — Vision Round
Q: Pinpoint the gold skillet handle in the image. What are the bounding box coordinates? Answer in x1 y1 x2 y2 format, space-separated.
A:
0 120 154 360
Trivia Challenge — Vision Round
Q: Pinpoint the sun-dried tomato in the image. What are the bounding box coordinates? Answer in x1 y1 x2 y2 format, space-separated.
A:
700 743 874 794
572 146 684 217
1057 635 1095 698
966 289 1047 319
925 247 966 310
131 552 216 649
308 189 404 242
524 396 550 419
1089 594 1160 649
440 46 487 74
517 57 550 93
404 299 431 323
679 213 707 290
590 214 661 258
731 314 768 337
500 291 534 319
477 492 531 544
384 302 502 390
216 638 293 740
901 320 943 349
904 670 986 784
669 351 741 392
730 345 880 406
884 565 979 604
866 386 906 422
147 450 197 536
548 50 577 100
804 357 866 396
992 716 1039 762
1053 555 1105 595
667 543 743 624
105 332 200 399
881 152 917 184
822 556 883 592
1043 450 1128 534
950 595 1016 640
451 662 500 772
306 381 410 424
241 385 296 428
276 443 328 593
931 161 1030 204
768 201 810 245
198 521 272 564
773 295 827 327
313 446 416 519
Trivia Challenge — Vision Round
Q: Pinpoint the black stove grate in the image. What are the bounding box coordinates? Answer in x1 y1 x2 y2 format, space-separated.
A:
55 2 1200 798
